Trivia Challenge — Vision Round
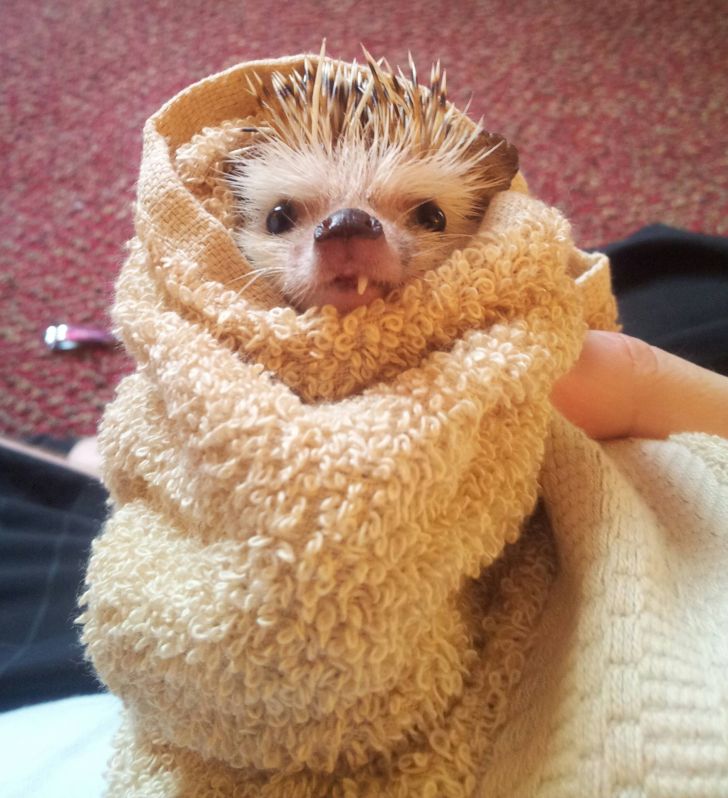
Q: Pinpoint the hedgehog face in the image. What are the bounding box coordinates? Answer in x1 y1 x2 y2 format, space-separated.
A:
227 52 519 313
229 139 508 312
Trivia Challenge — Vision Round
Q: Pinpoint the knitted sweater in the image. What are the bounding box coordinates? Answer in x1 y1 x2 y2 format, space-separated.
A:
79 56 728 797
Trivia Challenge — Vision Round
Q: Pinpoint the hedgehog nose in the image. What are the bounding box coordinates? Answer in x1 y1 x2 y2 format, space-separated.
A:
314 208 383 242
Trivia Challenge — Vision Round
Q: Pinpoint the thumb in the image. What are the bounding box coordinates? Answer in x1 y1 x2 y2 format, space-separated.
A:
551 331 728 440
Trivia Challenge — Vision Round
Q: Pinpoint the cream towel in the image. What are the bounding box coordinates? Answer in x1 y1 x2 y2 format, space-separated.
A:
79 56 728 797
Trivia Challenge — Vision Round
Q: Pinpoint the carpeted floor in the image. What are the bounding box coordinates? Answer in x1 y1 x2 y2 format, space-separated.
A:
1 0 726 439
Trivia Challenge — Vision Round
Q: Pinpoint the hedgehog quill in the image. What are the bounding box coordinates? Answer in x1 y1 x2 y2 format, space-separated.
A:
226 47 519 312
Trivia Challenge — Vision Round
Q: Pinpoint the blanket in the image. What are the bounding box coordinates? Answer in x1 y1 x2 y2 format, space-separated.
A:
79 55 728 797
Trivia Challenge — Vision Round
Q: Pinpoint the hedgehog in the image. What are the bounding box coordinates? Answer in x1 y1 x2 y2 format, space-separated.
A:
226 45 519 313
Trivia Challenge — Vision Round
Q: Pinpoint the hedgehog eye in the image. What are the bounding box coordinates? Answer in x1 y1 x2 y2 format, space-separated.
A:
413 201 446 232
266 200 297 234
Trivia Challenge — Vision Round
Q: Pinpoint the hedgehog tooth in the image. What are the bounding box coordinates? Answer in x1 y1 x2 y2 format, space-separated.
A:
356 276 369 296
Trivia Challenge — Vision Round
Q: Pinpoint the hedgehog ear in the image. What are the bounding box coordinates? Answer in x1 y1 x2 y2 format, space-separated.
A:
223 123 271 173
474 130 520 193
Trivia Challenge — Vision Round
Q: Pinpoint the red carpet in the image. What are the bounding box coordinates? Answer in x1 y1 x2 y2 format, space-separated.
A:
2 0 726 439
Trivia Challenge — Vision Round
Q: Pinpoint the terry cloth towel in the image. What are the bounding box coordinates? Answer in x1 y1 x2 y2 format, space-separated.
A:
79 56 728 797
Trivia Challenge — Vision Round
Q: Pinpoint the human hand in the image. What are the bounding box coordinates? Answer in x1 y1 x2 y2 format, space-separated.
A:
551 331 728 440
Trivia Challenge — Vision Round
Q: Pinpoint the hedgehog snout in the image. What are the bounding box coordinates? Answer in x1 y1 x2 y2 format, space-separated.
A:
314 208 383 242
309 205 404 303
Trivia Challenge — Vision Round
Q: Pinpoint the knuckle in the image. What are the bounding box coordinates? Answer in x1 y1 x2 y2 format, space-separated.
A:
618 334 662 384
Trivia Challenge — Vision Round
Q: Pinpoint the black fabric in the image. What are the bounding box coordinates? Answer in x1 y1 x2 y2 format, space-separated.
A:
0 445 108 711
0 224 726 713
604 225 728 376
23 435 79 457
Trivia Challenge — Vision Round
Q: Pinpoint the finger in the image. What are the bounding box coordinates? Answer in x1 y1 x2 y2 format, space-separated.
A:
551 331 728 440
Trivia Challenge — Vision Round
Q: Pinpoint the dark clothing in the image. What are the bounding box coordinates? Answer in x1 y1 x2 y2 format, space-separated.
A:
0 447 107 710
604 225 728 376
